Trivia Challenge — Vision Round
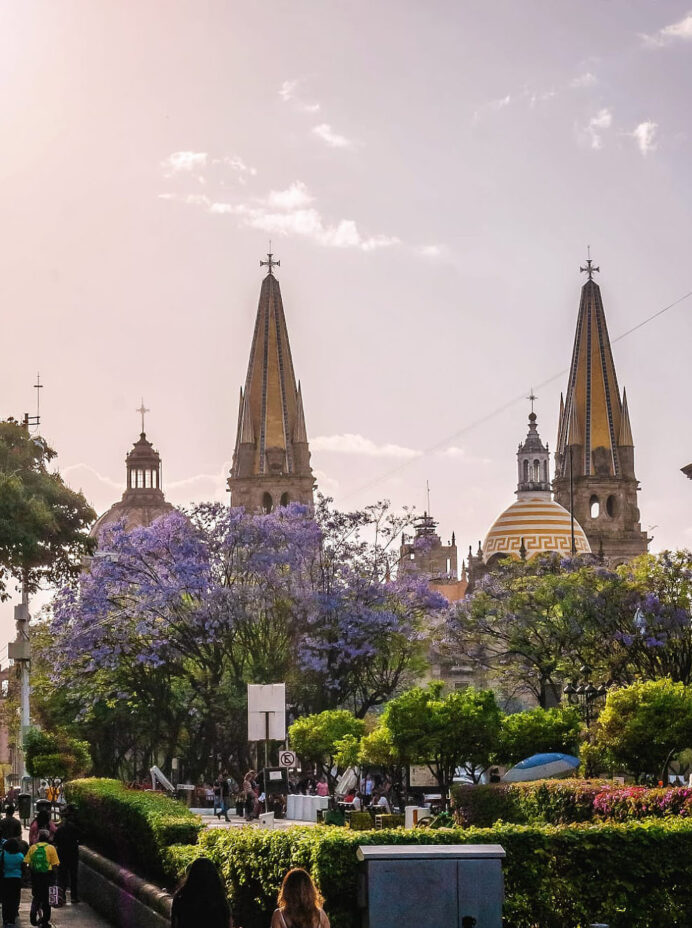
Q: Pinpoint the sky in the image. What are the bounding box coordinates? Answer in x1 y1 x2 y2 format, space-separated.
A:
1 0 692 649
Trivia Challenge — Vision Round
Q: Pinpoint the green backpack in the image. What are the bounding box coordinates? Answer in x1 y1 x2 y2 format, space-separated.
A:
30 844 50 873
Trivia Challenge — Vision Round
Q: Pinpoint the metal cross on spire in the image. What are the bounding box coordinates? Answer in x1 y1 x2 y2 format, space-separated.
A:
580 245 600 280
260 241 280 276
527 388 537 415
137 398 150 434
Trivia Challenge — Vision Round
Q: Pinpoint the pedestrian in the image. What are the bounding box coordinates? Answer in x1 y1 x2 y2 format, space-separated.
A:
243 770 257 821
28 810 56 846
219 775 231 822
171 857 231 928
271 868 330 928
315 777 329 798
213 776 222 817
54 806 80 905
0 805 22 842
25 829 60 928
1 837 25 927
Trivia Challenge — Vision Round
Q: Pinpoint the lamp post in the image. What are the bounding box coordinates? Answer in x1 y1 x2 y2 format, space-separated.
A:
563 666 608 726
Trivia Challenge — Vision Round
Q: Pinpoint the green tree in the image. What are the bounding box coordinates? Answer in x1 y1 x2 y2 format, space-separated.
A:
23 726 91 801
494 706 583 767
0 420 95 599
288 709 365 794
381 683 501 802
591 679 692 780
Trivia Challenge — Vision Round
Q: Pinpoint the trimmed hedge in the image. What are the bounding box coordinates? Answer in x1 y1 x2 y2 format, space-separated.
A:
164 819 692 928
452 779 612 826
65 778 202 882
594 786 692 821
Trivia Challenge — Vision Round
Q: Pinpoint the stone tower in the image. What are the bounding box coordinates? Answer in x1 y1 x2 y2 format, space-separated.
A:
229 255 314 512
553 259 648 561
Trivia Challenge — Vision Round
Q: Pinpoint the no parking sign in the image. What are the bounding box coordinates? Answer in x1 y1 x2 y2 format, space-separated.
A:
279 750 297 768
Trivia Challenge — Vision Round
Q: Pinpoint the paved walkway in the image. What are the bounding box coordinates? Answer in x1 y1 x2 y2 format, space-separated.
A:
199 810 316 831
16 893 112 928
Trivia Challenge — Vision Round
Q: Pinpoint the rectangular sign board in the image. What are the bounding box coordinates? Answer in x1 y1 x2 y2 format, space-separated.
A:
247 683 286 741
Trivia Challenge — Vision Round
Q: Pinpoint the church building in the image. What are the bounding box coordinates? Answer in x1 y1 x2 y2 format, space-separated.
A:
228 254 314 512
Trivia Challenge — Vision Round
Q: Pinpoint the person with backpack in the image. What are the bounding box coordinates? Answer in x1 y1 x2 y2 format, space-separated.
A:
25 829 59 928
1 837 25 927
54 806 80 905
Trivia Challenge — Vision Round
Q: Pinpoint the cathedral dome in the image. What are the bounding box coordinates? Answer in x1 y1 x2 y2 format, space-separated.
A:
483 496 591 564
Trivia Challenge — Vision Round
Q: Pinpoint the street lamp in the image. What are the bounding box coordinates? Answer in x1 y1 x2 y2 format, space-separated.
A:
563 666 608 726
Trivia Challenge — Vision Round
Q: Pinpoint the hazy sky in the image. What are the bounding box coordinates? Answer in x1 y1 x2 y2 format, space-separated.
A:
1 1 691 647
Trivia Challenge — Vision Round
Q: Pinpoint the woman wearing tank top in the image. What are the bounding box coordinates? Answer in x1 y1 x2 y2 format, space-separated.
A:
270 868 330 928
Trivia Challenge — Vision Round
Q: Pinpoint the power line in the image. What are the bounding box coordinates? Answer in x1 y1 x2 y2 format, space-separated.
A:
343 286 692 501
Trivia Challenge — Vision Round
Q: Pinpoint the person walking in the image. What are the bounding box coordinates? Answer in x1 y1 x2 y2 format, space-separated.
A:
28 811 56 846
26 829 59 928
54 806 80 905
171 857 231 928
1 837 25 927
271 868 330 928
0 805 22 843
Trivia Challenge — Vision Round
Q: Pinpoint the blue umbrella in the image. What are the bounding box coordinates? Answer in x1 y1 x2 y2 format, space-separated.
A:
501 752 580 782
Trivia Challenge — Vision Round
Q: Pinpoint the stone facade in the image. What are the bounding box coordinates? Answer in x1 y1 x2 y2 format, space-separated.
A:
229 266 314 512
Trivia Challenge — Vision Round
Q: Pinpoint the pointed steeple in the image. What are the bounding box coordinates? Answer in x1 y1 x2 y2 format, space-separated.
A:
516 401 551 497
618 388 634 447
556 268 623 478
229 259 314 512
553 259 647 560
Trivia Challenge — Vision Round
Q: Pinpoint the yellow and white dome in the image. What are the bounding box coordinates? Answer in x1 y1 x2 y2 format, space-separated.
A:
483 496 590 563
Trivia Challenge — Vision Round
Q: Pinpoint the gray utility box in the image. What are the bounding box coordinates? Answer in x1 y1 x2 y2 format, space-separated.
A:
357 844 505 928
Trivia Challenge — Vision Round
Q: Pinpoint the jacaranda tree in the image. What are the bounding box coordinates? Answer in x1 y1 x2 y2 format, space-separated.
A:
44 498 444 780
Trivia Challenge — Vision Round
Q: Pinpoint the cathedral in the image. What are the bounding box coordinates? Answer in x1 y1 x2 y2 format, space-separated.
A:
92 253 647 580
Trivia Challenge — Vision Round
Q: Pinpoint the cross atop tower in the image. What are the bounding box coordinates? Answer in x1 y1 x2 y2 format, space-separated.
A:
580 246 600 281
260 245 280 276
527 388 537 414
137 398 150 434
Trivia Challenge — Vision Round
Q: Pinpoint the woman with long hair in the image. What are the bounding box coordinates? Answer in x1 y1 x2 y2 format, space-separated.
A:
171 857 231 928
271 868 330 928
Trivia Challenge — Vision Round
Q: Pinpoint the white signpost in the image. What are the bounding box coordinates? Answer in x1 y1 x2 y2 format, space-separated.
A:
248 684 287 811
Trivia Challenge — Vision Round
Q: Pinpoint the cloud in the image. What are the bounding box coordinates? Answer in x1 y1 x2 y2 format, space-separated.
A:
161 151 208 176
570 72 597 88
279 80 298 102
631 120 658 155
62 463 122 491
529 90 556 107
583 108 613 149
311 123 355 149
311 434 421 459
641 12 692 47
267 181 314 210
439 446 466 459
279 79 320 112
214 155 257 178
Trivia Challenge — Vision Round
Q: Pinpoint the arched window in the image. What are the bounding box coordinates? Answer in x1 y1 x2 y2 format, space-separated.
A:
606 495 617 518
280 492 289 507
533 459 540 481
542 460 548 482
523 460 529 482
262 492 273 514
590 494 600 519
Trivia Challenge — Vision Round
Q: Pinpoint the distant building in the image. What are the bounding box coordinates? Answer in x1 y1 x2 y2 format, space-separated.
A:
553 259 648 562
682 463 692 480
91 426 174 537
399 513 467 603
229 255 314 512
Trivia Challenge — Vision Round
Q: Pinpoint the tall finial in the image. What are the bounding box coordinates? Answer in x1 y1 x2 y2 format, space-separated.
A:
260 241 280 276
137 398 150 434
426 480 431 516
527 388 537 415
580 245 600 281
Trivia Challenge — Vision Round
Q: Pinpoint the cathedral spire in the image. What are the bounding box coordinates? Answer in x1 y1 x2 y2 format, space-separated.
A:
516 400 551 497
228 261 314 512
553 262 647 560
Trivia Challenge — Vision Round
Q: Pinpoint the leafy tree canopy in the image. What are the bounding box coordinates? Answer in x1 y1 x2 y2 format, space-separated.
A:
288 709 365 791
591 679 692 780
0 420 95 599
23 726 91 781
494 706 583 767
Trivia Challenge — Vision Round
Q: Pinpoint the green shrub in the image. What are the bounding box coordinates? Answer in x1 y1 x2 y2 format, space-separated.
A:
163 820 692 928
452 778 611 826
374 813 404 829
65 778 202 882
346 811 373 830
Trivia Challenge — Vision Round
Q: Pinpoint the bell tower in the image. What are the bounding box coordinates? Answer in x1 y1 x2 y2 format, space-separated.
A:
553 257 648 561
228 254 314 512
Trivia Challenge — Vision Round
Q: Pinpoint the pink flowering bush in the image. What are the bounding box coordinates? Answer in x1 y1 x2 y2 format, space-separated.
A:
593 786 692 822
